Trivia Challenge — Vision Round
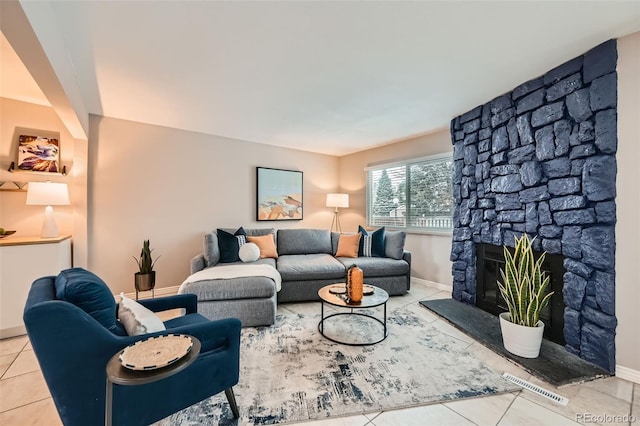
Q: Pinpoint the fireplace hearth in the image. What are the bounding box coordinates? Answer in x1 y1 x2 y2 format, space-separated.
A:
475 243 565 345
420 298 610 387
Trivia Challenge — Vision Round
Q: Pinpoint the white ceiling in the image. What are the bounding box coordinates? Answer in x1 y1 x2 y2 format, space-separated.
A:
4 1 640 156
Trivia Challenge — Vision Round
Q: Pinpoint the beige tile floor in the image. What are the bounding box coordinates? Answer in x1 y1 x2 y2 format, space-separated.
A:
1 281 638 425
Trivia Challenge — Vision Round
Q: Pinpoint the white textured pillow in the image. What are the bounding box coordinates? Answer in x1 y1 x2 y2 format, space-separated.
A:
239 242 260 262
118 293 166 336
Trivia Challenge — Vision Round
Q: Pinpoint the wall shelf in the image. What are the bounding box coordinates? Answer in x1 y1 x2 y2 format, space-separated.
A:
0 181 28 192
7 161 67 176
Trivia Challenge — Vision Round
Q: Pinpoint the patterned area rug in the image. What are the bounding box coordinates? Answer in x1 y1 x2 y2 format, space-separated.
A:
158 305 517 425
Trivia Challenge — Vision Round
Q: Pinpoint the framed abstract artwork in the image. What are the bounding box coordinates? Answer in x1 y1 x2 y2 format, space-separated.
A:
256 167 303 221
17 134 60 173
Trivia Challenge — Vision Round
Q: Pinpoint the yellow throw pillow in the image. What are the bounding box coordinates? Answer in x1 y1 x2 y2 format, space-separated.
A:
247 234 279 259
335 233 361 258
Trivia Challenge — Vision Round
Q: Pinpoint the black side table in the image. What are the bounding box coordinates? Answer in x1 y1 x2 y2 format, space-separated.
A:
105 336 201 426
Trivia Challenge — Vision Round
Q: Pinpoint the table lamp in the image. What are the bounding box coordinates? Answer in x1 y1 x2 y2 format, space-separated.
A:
326 193 349 233
26 182 70 238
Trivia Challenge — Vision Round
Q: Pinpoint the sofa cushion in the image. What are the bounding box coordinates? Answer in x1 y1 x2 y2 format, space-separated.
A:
204 231 220 267
221 228 276 238
247 234 279 259
331 232 340 255
335 233 361 258
358 226 386 257
217 227 247 263
54 268 119 333
277 229 332 255
180 276 277 301
277 254 346 280
385 231 407 260
337 257 410 277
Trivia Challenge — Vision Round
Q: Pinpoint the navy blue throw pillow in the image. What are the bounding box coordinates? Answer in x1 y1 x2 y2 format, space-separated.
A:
217 227 247 263
358 225 386 257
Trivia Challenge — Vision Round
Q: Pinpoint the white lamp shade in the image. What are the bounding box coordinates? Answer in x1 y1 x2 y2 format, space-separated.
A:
26 182 70 206
326 193 349 208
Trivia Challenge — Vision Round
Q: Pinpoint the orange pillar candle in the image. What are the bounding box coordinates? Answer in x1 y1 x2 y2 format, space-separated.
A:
347 265 364 303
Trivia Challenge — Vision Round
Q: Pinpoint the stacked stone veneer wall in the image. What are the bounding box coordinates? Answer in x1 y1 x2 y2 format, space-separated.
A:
449 40 618 372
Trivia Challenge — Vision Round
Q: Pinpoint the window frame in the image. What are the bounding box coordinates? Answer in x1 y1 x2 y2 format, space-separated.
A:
365 152 454 234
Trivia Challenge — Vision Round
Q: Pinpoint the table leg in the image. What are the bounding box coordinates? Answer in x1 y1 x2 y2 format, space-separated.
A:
105 379 113 426
320 301 324 334
383 302 387 338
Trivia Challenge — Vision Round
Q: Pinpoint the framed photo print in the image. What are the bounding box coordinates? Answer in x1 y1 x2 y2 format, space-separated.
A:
256 167 303 221
18 134 60 173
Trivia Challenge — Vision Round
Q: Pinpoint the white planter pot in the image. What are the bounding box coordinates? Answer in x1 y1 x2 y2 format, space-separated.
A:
499 312 545 358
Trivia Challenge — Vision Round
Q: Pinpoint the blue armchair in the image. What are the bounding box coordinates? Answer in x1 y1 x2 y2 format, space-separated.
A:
23 268 241 426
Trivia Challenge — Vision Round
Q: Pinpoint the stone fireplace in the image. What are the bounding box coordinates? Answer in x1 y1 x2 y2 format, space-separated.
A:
449 40 618 372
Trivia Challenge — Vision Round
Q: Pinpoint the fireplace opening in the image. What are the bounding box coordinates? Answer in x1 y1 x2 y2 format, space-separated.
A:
476 243 566 346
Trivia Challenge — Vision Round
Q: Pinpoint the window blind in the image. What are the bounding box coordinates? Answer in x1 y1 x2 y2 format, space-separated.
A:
366 154 454 231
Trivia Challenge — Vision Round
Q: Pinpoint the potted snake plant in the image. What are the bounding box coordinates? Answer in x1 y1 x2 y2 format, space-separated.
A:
133 240 160 299
497 234 553 358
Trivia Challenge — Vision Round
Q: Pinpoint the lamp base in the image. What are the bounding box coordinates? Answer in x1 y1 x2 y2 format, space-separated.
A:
41 205 59 238
330 209 342 233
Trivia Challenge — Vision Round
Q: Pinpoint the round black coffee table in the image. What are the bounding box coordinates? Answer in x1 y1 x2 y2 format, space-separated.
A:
317 284 389 346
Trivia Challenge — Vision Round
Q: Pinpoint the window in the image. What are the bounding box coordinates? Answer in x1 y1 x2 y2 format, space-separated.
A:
366 153 454 231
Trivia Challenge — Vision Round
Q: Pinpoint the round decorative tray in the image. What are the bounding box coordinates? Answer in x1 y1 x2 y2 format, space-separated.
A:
0 231 16 239
119 334 193 371
328 284 346 294
329 284 375 295
363 285 375 296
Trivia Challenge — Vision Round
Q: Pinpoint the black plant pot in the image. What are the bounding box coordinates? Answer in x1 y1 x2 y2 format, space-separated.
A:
134 271 156 295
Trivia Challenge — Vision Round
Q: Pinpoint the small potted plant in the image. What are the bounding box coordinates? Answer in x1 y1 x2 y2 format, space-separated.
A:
133 240 160 299
497 234 553 358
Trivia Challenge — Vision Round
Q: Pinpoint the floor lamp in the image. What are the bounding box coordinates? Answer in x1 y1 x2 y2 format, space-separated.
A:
326 193 349 233
26 182 70 238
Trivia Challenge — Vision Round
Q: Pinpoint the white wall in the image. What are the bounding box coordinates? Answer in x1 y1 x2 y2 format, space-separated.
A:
88 115 340 294
615 31 640 376
338 128 453 286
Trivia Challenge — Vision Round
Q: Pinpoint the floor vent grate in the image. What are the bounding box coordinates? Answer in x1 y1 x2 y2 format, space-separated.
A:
502 373 569 406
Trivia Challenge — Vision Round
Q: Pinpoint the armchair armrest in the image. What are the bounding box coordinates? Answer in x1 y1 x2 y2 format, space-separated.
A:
162 317 241 354
138 294 197 314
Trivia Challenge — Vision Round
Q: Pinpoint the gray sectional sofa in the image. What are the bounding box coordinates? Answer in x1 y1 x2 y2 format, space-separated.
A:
183 228 411 327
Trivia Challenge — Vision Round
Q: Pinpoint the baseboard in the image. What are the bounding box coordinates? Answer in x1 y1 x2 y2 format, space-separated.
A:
121 285 181 300
615 365 640 384
0 325 26 339
412 277 452 292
